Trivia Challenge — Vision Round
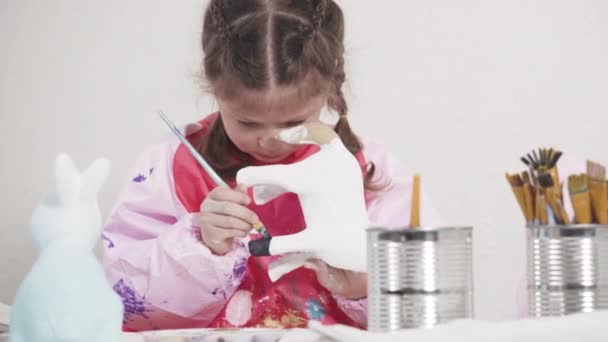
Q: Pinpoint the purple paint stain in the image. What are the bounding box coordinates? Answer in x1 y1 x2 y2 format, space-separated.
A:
113 279 152 323
212 288 227 300
231 258 248 280
132 167 154 183
102 233 115 248
132 174 147 183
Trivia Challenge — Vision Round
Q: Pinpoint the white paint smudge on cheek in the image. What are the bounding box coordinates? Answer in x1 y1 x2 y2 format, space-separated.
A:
225 290 253 327
319 108 340 126
278 126 308 144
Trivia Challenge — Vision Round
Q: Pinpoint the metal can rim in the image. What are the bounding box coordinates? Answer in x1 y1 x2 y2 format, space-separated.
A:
367 226 473 233
526 224 608 230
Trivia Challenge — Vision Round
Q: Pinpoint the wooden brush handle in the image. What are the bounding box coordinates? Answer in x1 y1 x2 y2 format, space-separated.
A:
589 180 608 224
536 189 548 225
510 185 528 222
545 188 571 225
409 174 421 228
549 167 562 201
523 184 535 224
570 191 593 224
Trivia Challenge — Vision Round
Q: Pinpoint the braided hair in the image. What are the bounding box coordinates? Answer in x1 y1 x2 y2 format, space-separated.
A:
199 0 377 187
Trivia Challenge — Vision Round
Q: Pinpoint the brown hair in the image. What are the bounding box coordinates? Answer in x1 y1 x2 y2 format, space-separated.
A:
199 0 377 188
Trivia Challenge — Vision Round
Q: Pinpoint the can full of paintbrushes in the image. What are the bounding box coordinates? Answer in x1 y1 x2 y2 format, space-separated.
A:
367 227 474 332
526 224 608 317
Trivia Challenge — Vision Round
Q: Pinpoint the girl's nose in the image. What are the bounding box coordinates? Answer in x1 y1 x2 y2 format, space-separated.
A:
258 129 281 149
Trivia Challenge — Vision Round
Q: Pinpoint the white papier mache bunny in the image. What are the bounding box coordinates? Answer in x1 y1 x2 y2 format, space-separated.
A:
10 154 123 342
239 122 370 282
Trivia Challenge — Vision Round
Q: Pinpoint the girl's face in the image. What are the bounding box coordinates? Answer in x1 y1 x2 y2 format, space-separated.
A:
217 88 325 163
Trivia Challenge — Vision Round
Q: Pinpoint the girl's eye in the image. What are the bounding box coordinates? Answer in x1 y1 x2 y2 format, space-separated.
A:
239 121 260 128
284 120 305 128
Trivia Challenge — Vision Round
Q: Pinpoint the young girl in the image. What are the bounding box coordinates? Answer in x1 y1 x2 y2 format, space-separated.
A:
102 0 440 331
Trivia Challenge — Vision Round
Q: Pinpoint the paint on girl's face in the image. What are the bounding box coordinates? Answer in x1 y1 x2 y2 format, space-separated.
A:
217 91 326 163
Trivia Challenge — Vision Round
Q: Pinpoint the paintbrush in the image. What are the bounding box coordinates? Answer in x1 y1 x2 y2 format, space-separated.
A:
568 174 593 224
522 148 563 203
409 174 421 228
544 148 563 200
506 173 531 223
521 148 561 173
521 171 535 224
587 160 606 181
587 160 608 224
535 187 548 225
521 155 538 187
538 173 571 224
157 110 272 239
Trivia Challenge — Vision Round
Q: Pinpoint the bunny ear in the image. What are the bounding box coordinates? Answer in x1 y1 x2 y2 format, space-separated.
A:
54 153 81 206
80 158 110 202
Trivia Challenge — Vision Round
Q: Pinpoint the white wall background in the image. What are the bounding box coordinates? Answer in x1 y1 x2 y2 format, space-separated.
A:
1 0 607 321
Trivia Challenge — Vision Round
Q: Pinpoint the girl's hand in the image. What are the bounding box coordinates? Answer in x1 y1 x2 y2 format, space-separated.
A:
304 260 367 299
199 184 259 255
